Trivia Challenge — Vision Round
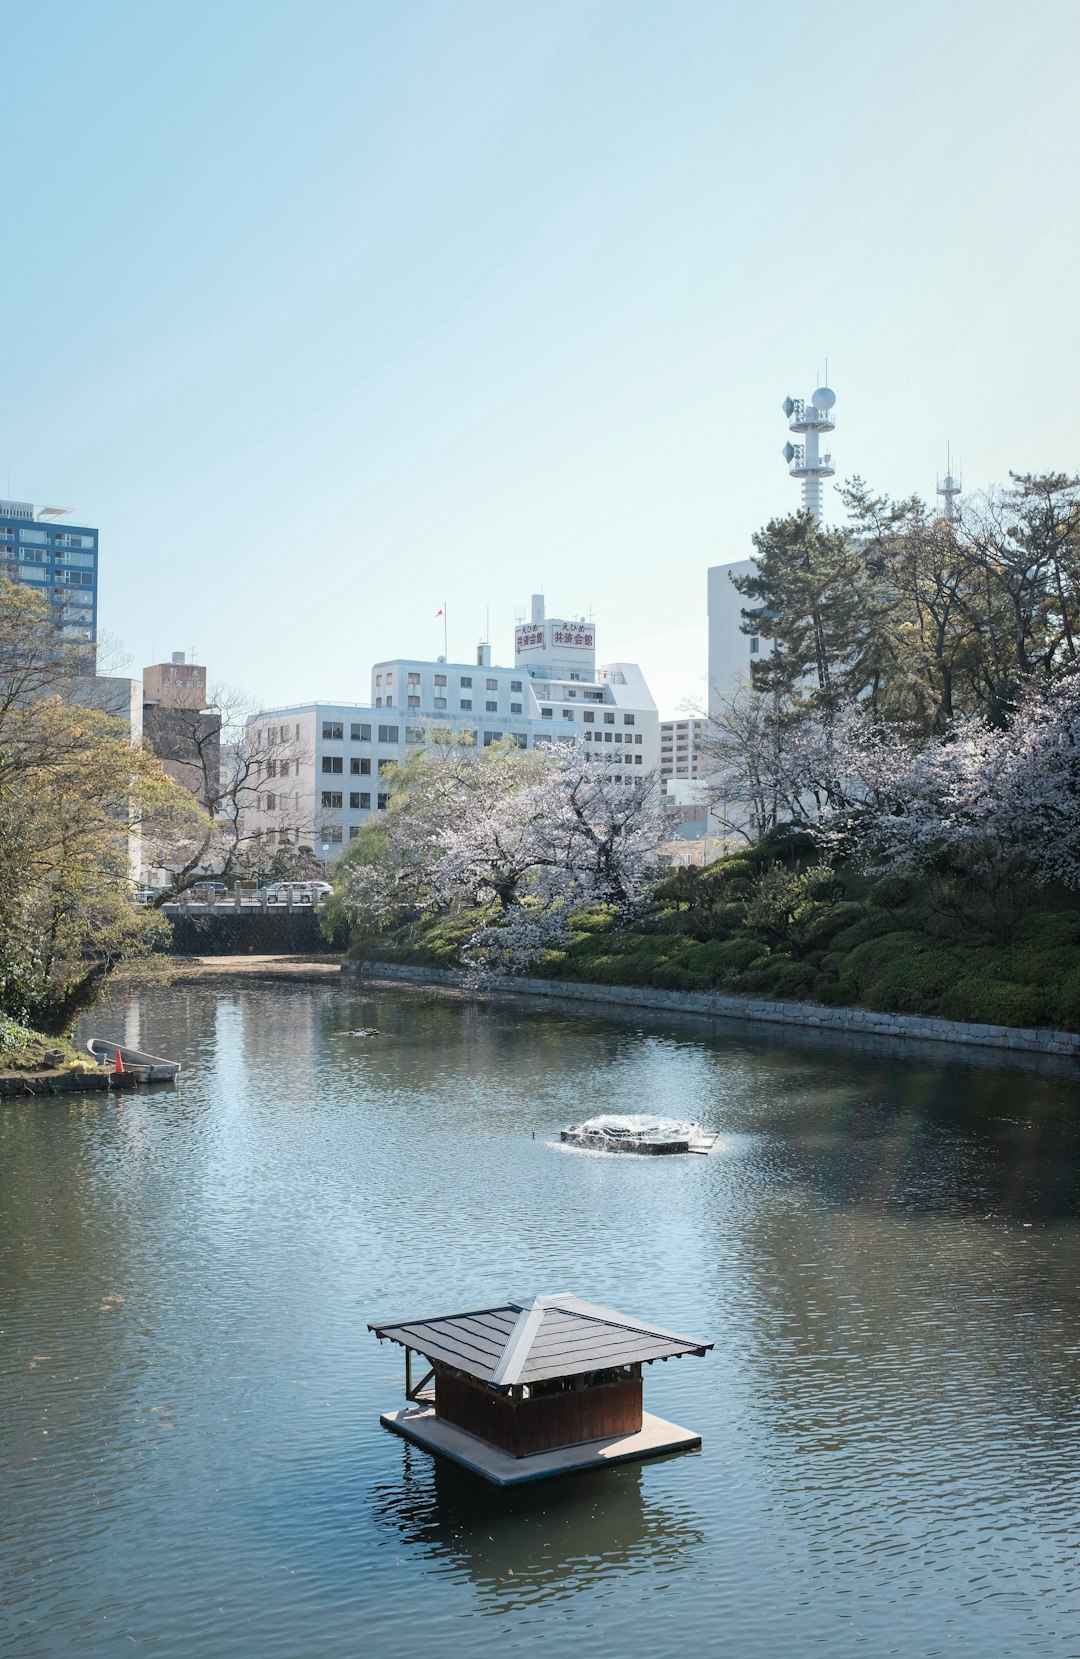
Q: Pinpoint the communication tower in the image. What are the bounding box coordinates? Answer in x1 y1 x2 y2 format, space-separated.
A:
781 384 836 523
936 446 962 522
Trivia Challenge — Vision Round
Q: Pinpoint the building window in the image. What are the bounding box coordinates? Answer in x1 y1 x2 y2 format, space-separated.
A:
325 826 343 844
321 756 343 774
434 697 447 709
485 700 498 713
377 725 399 743
350 722 371 741
634 754 642 765
623 714 635 726
482 731 503 746
434 674 447 686
375 697 382 708
385 695 393 707
603 712 615 725
460 699 472 711
510 680 522 692
407 696 420 709
635 734 642 744
562 709 574 721
359 792 371 809
604 731 612 742
406 726 424 744
266 759 277 777
460 676 472 688
377 793 390 810
265 792 277 810
510 702 521 714
510 733 527 749
583 711 594 723
407 672 420 685
378 758 394 774
541 706 553 719
322 721 343 740
375 674 383 686
349 825 361 840
321 791 342 808
385 672 393 684
279 762 289 778
349 792 361 809
350 757 371 775
750 636 760 654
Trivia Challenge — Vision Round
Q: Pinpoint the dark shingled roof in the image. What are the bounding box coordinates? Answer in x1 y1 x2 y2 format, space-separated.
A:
368 1293 712 1389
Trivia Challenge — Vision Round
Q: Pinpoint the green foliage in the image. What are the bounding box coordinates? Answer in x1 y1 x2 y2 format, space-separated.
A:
868 874 916 910
356 841 1080 1032
0 579 188 1032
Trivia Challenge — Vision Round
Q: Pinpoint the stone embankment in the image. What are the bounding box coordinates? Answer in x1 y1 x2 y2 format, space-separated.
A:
0 1068 144 1098
341 958 1080 1063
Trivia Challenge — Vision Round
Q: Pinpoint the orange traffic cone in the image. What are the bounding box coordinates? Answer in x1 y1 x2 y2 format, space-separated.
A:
114 1049 124 1075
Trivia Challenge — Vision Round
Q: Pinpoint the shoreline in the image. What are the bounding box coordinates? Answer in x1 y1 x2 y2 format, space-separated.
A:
341 957 1080 1072
153 954 344 983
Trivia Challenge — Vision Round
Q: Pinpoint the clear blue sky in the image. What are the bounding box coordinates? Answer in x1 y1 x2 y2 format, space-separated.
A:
3 0 1077 717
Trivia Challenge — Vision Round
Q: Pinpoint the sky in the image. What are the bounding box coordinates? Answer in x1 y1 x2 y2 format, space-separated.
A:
3 0 1078 718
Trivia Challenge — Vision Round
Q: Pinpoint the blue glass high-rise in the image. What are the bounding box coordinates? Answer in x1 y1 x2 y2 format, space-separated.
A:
0 499 98 643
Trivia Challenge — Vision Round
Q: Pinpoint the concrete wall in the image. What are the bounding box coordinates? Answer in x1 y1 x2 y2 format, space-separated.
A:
342 958 1080 1064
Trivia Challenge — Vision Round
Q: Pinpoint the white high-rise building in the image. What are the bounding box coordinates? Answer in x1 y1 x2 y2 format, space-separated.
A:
245 597 659 859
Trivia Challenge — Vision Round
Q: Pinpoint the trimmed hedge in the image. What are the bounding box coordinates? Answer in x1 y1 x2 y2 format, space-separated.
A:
347 851 1080 1033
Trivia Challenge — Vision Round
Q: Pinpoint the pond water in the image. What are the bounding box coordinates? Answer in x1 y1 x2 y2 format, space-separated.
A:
3 980 1080 1658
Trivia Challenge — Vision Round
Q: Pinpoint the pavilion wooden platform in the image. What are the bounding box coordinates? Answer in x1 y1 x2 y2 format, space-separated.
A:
379 1404 702 1486
369 1291 712 1487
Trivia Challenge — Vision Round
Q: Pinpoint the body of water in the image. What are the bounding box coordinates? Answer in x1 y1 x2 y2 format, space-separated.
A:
3 980 1080 1657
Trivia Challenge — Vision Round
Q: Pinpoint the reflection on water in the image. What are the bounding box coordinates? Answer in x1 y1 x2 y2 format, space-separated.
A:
368 1447 704 1612
1 981 1079 1657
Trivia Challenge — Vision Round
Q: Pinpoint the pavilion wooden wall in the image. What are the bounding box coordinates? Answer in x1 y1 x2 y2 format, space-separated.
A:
434 1367 643 1458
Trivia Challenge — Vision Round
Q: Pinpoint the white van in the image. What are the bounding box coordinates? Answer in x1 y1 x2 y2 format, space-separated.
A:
265 881 332 906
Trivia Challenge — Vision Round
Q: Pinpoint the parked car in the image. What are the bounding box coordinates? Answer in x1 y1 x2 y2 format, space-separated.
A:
265 880 332 906
186 881 228 901
266 880 332 906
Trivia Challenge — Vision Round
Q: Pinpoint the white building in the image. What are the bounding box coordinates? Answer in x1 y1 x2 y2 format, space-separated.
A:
659 717 707 782
706 557 763 715
245 597 659 860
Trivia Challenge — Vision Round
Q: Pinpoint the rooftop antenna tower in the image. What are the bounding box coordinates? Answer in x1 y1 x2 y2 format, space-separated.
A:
781 376 836 523
936 444 962 522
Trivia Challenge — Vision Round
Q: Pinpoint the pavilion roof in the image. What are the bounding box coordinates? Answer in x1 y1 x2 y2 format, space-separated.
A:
368 1293 711 1390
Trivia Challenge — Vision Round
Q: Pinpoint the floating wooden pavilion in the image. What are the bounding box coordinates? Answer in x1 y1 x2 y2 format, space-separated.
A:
369 1292 712 1487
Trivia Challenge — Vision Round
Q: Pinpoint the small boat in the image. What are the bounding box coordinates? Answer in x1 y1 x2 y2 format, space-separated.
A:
561 1124 691 1156
560 1114 720 1156
86 1039 181 1083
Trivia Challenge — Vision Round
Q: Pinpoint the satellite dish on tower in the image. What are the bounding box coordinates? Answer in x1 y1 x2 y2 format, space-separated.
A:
782 397 795 417
811 387 836 411
782 442 795 462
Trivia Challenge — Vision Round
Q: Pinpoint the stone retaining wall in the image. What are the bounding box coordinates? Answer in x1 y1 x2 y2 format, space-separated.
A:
0 1068 144 1098
341 958 1080 1061
168 910 331 956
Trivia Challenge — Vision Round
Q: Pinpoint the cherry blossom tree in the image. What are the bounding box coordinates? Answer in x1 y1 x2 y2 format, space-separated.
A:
335 735 662 973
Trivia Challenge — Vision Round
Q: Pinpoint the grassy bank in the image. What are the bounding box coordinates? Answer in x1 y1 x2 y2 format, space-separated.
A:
0 1015 83 1072
347 844 1080 1033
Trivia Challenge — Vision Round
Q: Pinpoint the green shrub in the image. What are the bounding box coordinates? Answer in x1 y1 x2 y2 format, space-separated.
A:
868 873 916 909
